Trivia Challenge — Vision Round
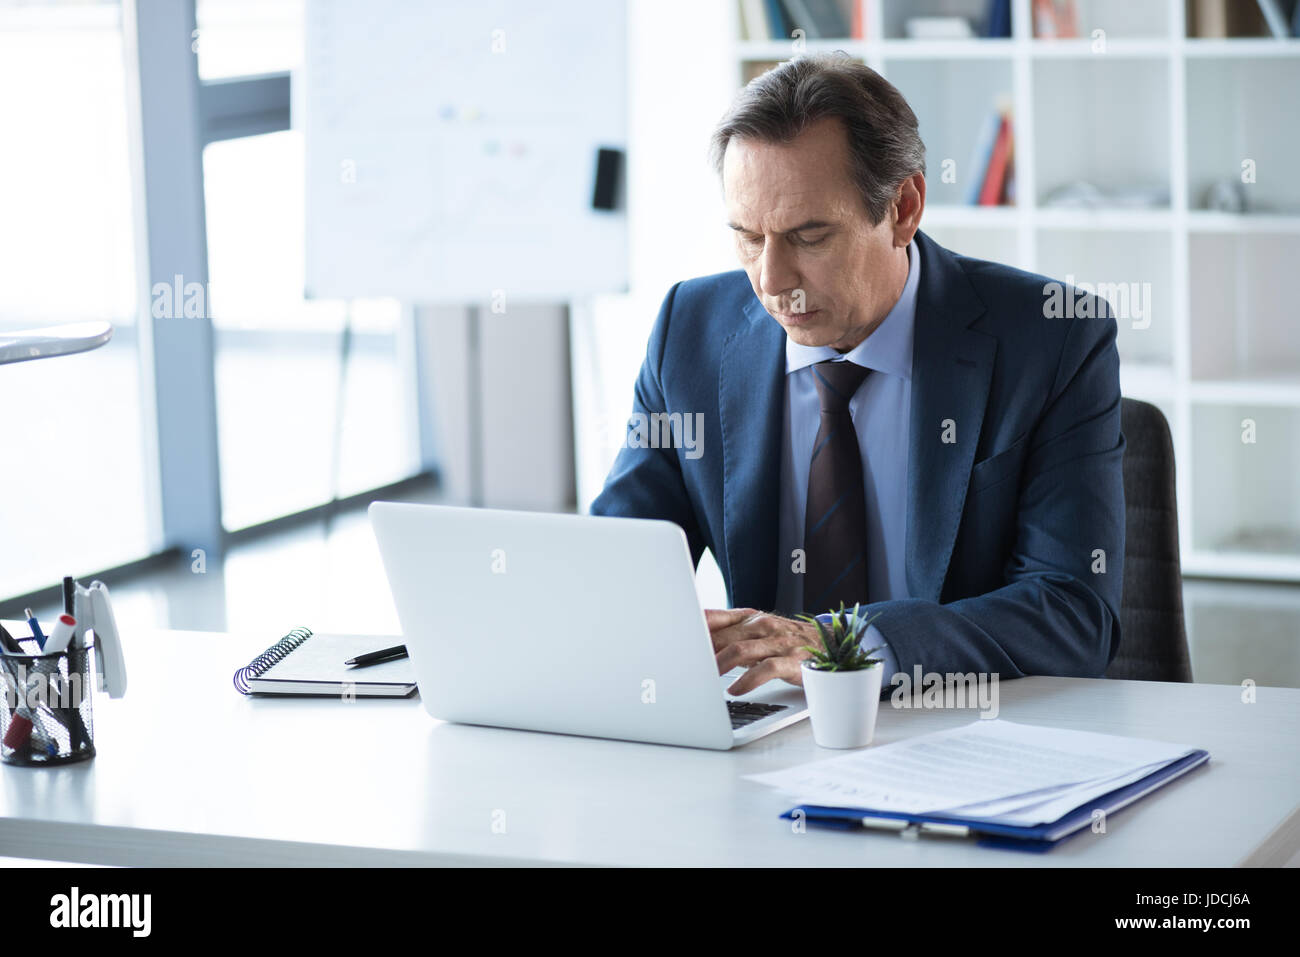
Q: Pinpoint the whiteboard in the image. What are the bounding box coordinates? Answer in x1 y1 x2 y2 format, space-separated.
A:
303 0 628 302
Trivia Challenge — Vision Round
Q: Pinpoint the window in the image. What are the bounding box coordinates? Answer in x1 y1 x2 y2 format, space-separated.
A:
195 0 302 80
1 0 426 601
0 0 152 595
203 130 417 531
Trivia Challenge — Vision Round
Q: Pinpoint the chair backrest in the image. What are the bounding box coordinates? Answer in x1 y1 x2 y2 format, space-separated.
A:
1107 398 1192 681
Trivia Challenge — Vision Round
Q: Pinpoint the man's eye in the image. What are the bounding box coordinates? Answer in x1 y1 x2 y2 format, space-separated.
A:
793 234 827 247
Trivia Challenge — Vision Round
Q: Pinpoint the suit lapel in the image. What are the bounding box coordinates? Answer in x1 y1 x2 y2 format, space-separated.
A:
718 296 786 609
907 231 996 602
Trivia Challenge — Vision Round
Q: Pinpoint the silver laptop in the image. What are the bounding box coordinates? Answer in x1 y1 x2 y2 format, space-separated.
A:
368 502 809 750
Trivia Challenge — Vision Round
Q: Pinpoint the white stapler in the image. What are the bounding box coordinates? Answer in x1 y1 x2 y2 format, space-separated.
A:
72 580 127 698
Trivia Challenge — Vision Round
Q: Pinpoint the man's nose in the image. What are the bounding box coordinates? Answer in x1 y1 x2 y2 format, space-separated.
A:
757 240 799 301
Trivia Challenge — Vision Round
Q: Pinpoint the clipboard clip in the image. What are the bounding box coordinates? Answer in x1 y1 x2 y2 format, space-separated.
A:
860 816 972 839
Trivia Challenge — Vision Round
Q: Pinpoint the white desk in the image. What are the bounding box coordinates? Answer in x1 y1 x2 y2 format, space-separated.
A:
1 628 1297 867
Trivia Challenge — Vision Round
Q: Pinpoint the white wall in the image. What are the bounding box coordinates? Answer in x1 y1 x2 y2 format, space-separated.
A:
572 0 743 606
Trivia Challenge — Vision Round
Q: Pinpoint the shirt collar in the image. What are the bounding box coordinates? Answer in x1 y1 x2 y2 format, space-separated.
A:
784 237 919 381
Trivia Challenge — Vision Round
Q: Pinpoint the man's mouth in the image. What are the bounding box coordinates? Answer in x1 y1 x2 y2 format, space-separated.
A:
774 308 821 324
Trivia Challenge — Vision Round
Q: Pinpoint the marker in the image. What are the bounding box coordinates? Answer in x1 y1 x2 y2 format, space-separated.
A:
3 672 47 755
63 577 79 654
41 614 77 655
3 713 33 753
25 608 45 649
344 644 408 667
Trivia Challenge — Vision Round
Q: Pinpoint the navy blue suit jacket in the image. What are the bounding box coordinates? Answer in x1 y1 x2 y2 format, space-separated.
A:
591 230 1125 679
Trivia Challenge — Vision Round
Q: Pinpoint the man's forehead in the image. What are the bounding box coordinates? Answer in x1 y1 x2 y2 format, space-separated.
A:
722 123 856 231
726 188 839 233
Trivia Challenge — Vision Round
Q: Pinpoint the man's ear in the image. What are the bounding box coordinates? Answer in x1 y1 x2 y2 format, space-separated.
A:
892 172 925 247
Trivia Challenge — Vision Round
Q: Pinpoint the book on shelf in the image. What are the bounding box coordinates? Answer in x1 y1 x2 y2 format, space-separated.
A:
965 110 1001 205
739 0 770 40
999 118 1016 206
739 0 854 41
984 0 1012 38
1255 0 1291 38
965 103 1014 207
1033 0 1078 38
1186 0 1294 37
764 0 792 38
904 16 974 39
783 0 851 38
978 112 1014 206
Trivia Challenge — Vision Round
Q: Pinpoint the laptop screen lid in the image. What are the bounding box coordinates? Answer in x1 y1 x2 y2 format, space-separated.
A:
368 502 735 749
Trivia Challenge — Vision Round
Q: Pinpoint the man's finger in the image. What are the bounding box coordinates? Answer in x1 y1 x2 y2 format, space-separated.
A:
727 656 802 696
716 630 815 671
704 607 759 631
715 637 781 673
712 612 819 654
706 610 771 652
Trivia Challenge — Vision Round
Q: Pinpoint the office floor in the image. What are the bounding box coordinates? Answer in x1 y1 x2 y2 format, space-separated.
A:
13 484 1300 690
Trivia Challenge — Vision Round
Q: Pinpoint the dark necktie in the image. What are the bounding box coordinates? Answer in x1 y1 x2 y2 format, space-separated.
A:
803 359 870 613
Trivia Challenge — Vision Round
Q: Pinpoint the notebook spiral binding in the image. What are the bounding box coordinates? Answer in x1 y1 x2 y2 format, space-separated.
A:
233 627 314 695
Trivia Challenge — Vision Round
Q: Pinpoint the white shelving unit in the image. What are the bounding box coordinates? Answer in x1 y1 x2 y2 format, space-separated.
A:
735 0 1300 582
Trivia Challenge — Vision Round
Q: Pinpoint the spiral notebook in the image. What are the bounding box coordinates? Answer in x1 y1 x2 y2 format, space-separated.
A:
233 627 417 697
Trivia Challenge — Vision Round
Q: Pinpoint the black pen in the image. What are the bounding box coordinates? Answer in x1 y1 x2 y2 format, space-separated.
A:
345 644 407 667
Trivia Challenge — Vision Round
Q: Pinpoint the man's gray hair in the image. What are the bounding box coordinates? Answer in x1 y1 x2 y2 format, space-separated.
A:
709 53 926 225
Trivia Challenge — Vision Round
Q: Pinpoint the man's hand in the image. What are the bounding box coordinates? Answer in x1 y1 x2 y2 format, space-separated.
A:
705 607 823 695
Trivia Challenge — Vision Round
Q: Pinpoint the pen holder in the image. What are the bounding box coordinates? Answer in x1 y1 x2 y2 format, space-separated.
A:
0 642 96 766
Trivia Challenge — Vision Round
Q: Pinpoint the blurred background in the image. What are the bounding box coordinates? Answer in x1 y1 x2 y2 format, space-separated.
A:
1 0 1297 687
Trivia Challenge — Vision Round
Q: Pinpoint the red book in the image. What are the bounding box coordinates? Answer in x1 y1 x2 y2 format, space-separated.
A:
978 115 1012 206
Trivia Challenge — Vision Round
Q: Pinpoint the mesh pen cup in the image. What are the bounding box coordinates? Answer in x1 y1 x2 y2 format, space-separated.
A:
0 643 96 766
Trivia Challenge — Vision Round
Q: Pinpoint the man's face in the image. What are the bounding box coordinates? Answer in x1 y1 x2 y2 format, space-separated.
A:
723 116 905 352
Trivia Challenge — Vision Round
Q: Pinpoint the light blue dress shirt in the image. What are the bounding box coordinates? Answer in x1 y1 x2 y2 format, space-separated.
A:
775 238 919 683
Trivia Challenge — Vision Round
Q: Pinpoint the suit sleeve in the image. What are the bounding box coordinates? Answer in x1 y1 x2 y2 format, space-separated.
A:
858 302 1126 680
589 282 707 567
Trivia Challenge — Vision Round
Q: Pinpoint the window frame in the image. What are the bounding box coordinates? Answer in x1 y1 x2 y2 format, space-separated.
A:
122 0 432 561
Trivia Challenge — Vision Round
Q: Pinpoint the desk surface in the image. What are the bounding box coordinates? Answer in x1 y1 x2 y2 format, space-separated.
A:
1 628 1297 867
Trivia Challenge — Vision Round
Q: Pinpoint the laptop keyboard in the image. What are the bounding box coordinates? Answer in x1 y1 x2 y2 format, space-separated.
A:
728 700 789 729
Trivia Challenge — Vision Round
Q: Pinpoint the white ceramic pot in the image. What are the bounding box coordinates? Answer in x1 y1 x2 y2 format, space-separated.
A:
801 661 884 749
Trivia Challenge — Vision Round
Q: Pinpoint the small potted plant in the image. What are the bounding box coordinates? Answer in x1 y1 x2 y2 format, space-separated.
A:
797 602 885 749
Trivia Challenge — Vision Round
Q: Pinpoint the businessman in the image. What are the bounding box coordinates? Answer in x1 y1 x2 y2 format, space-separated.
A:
592 53 1125 695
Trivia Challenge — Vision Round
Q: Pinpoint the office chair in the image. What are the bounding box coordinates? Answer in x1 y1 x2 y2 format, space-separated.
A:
1106 398 1193 682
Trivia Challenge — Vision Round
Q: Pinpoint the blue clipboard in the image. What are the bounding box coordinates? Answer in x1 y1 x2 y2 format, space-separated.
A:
780 748 1210 852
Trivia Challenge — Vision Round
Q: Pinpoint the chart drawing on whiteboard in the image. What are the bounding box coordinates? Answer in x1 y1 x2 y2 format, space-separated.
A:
304 0 628 302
